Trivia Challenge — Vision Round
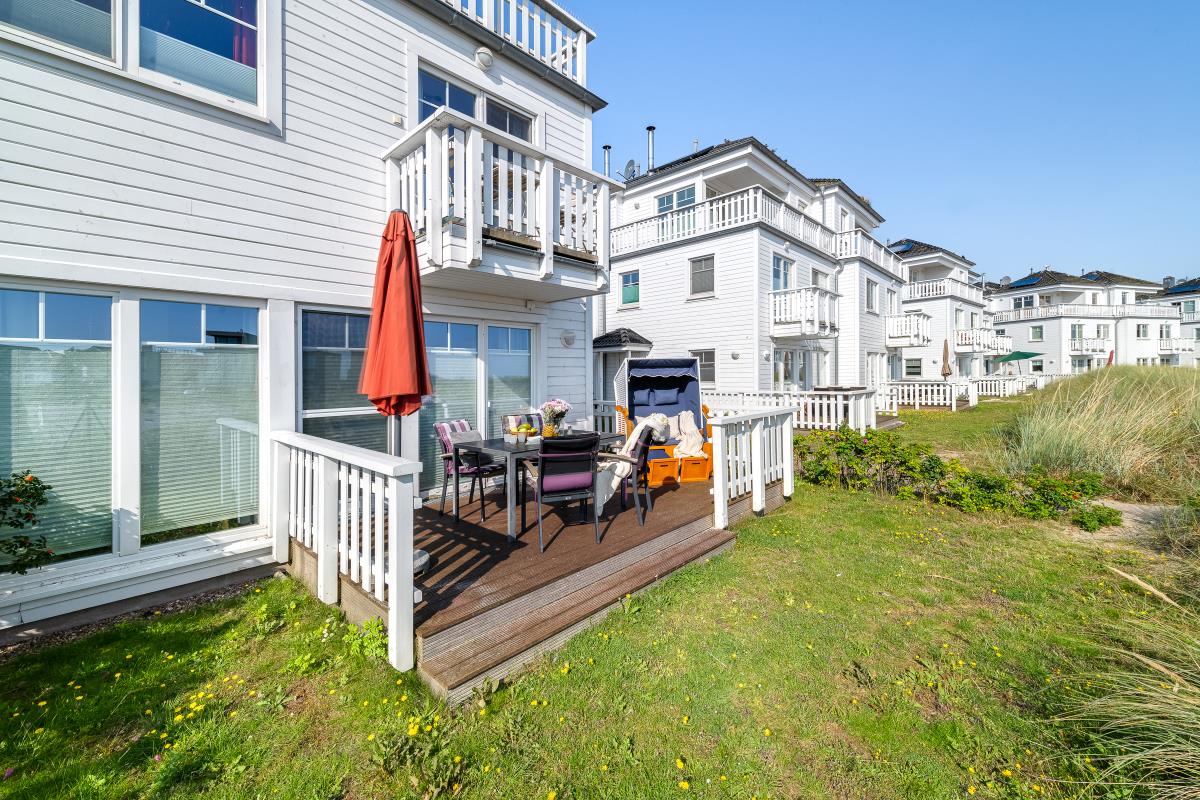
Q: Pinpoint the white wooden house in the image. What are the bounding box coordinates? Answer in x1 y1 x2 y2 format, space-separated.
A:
888 238 1008 379
598 137 907 405
0 0 616 628
1148 277 1200 363
987 270 1183 374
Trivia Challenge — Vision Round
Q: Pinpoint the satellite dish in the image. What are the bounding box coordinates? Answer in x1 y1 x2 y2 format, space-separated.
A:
619 159 638 181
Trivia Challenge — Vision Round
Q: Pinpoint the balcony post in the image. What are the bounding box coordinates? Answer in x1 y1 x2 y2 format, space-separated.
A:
464 126 483 266
750 416 765 515
711 423 729 529
597 181 610 273
424 126 443 267
576 32 587 84
315 454 339 605
539 157 556 278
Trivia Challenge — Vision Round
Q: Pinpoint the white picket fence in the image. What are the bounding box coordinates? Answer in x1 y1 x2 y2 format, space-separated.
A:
271 431 422 672
881 381 977 411
970 377 1023 398
709 408 797 529
705 389 877 434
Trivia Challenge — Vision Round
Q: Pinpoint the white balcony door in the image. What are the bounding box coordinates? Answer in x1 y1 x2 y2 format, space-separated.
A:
486 325 533 438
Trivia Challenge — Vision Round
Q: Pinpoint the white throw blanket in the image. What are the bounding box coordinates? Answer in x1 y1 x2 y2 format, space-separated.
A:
595 414 669 508
673 410 707 459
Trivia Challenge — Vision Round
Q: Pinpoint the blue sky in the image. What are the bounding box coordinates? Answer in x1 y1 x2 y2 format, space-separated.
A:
577 0 1200 282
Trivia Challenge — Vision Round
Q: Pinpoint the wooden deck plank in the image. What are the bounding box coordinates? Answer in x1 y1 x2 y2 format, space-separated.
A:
413 482 713 636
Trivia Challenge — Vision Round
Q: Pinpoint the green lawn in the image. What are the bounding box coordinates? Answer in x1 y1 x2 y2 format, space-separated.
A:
895 400 1025 467
0 482 1174 799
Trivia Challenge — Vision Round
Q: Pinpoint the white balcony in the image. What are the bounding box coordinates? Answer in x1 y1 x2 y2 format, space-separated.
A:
955 328 1013 354
1159 337 1196 354
383 108 618 301
835 229 909 282
770 286 838 338
885 313 931 347
992 304 1180 323
902 278 984 304
439 0 591 86
609 187 907 280
1069 338 1112 354
1182 311 1200 323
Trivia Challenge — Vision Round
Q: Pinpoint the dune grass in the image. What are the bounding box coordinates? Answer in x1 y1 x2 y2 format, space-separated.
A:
993 368 1200 501
0 484 1179 799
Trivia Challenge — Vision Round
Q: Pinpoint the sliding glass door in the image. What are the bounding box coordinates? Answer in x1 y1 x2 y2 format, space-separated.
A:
419 321 480 489
486 326 532 438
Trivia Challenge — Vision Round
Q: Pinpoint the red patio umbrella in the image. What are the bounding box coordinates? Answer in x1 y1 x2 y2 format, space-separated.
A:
358 211 432 430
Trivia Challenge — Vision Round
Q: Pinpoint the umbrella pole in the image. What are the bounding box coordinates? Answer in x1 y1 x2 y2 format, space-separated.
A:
387 415 400 457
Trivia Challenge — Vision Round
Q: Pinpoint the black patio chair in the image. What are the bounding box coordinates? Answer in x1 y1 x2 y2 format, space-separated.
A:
525 433 601 552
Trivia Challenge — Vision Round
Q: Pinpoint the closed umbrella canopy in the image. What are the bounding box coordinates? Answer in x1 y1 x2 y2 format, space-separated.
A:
941 339 953 378
358 211 431 417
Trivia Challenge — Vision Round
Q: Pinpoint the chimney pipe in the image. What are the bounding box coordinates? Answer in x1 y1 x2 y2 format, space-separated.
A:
646 125 656 171
602 144 611 177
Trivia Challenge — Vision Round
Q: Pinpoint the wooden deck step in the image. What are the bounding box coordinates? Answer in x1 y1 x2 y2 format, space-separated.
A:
417 528 734 703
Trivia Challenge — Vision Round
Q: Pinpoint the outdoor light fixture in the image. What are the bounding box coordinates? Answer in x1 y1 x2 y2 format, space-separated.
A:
474 46 494 71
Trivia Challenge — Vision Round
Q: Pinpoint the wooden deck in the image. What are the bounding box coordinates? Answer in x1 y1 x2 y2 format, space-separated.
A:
409 481 731 701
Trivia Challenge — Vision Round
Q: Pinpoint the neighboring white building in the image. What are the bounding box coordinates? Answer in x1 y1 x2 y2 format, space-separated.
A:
1149 277 1200 365
0 0 614 625
987 270 1183 374
598 137 907 400
888 238 1008 380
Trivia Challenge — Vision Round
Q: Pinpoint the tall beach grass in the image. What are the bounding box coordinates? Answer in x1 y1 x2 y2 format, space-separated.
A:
994 367 1200 500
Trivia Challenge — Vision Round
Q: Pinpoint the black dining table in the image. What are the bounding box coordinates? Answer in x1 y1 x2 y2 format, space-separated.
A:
452 433 625 541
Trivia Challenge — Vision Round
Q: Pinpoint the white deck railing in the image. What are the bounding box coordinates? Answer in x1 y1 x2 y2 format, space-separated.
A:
271 431 422 672
709 408 796 529
902 278 984 304
885 313 932 345
1182 311 1200 323
384 108 615 275
992 304 1179 323
954 328 1013 354
770 287 839 335
592 400 620 434
1159 337 1196 353
705 389 877 434
882 381 977 411
1069 337 1112 353
440 0 591 85
970 377 1022 397
836 229 908 281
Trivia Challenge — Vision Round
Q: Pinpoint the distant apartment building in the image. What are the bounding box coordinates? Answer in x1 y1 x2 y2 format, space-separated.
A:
987 270 1184 373
595 136 908 401
887 239 1008 379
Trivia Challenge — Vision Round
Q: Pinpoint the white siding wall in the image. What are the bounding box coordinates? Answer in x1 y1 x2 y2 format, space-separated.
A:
0 0 592 307
606 229 760 393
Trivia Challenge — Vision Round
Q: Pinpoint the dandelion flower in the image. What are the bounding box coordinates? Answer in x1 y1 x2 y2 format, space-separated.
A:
678 780 689 790
762 728 772 737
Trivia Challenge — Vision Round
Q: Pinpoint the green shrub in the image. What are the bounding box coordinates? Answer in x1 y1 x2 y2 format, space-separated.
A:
343 617 388 662
799 427 1109 528
1070 504 1123 533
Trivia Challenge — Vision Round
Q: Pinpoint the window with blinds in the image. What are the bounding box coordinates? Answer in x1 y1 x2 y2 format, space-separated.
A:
486 326 532 438
0 288 113 562
1 0 113 58
299 310 385 452
140 299 259 546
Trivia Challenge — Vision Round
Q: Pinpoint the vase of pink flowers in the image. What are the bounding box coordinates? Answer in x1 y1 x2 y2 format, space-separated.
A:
538 398 572 437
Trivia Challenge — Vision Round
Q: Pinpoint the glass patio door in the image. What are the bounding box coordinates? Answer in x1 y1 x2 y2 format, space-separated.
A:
486 326 532 437
419 321 479 490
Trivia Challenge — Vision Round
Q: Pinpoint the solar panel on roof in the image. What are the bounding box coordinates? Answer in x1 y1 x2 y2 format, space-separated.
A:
1083 273 1099 281
893 242 913 252
1008 275 1041 288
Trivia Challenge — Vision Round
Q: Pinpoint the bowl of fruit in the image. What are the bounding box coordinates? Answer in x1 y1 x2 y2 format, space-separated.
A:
504 423 541 446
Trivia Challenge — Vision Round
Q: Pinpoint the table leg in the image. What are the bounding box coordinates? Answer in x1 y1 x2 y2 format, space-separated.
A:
506 453 518 542
452 445 460 523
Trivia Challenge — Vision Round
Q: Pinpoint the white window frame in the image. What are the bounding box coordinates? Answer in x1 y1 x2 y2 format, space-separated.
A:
484 96 533 142
864 279 878 313
688 255 715 298
1029 325 1043 342
904 358 922 378
656 186 696 216
417 64 479 122
0 0 279 121
690 348 716 386
296 305 376 436
1031 359 1044 373
618 269 640 308
771 254 792 292
1136 324 1149 339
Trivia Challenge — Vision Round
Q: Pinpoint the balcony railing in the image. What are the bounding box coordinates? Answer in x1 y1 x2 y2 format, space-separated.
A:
383 108 616 279
1159 337 1196 353
609 187 907 280
1182 311 1200 323
992 304 1180 323
836 229 908 281
770 286 838 337
1069 338 1112 353
440 0 591 85
902 278 984 304
954 328 1013 354
885 313 931 346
